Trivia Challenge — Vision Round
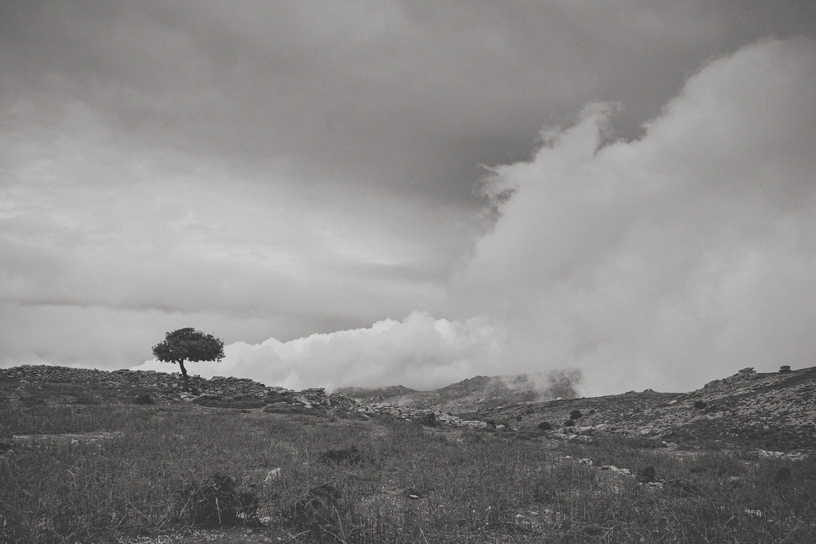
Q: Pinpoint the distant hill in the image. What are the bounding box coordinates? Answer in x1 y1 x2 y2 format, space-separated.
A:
334 384 417 400
384 373 579 414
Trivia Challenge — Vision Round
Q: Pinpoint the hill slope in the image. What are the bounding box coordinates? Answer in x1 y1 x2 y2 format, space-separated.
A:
334 384 417 400
382 373 579 414
478 366 816 451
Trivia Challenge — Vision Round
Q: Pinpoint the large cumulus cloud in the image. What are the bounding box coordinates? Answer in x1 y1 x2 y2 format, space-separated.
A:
454 38 816 395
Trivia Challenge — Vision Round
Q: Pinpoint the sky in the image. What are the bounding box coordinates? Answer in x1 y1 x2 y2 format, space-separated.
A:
2 1 816 396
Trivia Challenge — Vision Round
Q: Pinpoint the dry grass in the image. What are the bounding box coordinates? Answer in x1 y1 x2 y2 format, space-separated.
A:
1 384 815 543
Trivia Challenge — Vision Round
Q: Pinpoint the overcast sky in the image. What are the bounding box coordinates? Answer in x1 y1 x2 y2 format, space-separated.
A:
2 1 815 396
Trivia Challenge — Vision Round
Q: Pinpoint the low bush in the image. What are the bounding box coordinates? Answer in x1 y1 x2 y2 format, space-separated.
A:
177 472 258 528
319 445 365 466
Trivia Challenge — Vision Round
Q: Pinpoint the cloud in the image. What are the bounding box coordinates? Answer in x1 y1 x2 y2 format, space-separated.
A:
134 311 503 391
454 38 816 395
133 38 816 397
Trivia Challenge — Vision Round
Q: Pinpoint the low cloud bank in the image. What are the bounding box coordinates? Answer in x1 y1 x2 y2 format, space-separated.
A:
135 311 504 391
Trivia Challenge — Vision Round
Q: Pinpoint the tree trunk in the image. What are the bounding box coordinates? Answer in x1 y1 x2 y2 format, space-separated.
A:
177 360 189 392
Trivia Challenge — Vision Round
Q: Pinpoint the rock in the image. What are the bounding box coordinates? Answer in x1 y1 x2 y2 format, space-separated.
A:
264 468 282 484
404 487 424 500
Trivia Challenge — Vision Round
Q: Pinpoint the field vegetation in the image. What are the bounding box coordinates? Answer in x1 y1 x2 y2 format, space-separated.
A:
1 382 815 543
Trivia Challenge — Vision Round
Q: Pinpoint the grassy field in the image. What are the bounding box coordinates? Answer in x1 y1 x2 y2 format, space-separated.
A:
1 383 815 543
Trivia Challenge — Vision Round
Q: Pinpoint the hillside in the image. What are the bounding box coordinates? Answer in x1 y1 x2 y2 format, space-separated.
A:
2 364 814 451
475 366 816 451
2 363 816 543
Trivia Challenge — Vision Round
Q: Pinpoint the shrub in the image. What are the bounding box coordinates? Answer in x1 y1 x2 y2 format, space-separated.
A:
694 400 707 410
177 472 258 528
192 394 221 405
285 483 343 540
563 419 575 427
134 394 154 405
319 445 365 466
193 395 264 409
637 465 656 483
570 410 583 420
417 412 436 427
537 421 552 431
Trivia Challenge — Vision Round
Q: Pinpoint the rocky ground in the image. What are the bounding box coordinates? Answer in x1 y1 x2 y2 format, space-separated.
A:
472 366 816 451
2 364 814 451
2 364 815 543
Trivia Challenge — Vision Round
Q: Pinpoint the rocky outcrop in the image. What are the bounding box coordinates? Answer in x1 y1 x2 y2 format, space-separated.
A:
0 365 481 428
357 402 489 429
0 365 357 409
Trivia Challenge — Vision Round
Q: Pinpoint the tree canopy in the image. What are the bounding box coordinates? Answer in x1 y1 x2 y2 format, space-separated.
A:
152 328 224 390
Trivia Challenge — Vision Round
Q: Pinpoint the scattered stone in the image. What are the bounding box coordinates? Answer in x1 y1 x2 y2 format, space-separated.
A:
263 468 281 485
600 465 631 476
404 487 424 500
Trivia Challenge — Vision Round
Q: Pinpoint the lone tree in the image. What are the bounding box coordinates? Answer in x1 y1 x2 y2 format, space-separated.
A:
152 328 225 391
